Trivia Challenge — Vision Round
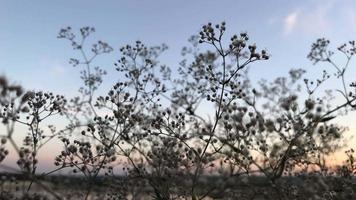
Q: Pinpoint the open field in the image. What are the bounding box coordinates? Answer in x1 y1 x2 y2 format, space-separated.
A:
0 174 355 199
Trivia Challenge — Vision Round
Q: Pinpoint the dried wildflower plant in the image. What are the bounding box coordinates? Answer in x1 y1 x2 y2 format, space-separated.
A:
0 22 354 199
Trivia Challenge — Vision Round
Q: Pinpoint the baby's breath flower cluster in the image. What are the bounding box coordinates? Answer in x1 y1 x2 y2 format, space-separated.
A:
0 138 9 163
17 148 36 173
0 22 356 200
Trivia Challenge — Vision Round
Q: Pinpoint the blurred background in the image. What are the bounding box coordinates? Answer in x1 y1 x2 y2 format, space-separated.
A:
1 0 356 171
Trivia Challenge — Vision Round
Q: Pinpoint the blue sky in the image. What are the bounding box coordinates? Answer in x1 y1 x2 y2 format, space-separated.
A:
1 0 356 95
1 0 356 169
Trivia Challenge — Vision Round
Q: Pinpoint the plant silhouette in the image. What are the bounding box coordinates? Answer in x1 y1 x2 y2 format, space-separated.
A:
0 22 354 200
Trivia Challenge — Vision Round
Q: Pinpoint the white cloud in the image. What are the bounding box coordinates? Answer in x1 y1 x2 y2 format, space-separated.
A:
283 10 298 35
282 0 334 36
50 65 66 76
38 58 67 77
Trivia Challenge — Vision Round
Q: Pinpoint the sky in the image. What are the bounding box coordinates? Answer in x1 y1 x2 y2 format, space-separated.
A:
1 0 356 94
1 0 356 170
